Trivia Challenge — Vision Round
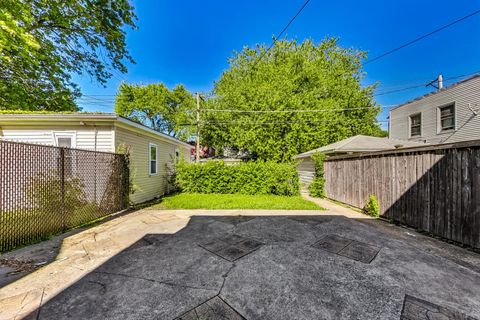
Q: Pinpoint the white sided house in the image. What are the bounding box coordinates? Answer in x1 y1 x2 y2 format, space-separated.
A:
389 74 480 144
0 113 193 204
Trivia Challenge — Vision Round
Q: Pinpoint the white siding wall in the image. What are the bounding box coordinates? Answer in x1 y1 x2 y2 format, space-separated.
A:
390 76 480 144
296 157 316 187
0 125 115 152
0 122 192 205
115 126 191 204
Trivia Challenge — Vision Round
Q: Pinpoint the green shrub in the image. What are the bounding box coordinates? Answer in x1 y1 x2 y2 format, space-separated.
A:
309 152 326 198
175 160 299 196
363 195 380 217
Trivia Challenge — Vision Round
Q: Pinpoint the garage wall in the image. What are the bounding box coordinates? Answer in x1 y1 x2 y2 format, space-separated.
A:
296 157 316 187
0 125 115 152
115 126 191 204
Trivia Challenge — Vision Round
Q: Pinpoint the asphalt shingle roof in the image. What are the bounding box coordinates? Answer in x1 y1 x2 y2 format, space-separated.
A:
293 135 426 159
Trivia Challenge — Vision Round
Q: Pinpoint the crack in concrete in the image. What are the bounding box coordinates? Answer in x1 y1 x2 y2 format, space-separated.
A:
13 291 31 320
92 270 218 292
218 263 236 296
88 280 107 295
35 288 45 320
82 244 92 261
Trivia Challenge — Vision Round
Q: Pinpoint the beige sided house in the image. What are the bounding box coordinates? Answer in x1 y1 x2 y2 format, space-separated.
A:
293 135 425 186
0 113 193 204
389 74 480 144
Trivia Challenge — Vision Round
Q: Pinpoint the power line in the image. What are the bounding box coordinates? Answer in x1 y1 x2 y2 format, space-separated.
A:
78 95 116 102
275 0 312 41
175 119 389 126
80 70 480 101
252 0 312 68
374 84 426 96
365 9 480 64
201 105 396 113
373 70 480 96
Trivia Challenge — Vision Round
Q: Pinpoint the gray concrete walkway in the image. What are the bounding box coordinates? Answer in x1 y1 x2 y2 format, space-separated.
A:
1 202 479 320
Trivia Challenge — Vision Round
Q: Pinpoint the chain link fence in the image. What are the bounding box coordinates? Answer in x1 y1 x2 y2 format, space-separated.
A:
0 140 129 252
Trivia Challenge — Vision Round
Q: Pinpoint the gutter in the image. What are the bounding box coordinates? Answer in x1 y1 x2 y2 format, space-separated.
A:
293 149 335 159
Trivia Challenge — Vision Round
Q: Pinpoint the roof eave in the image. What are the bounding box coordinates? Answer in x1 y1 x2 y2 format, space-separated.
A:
390 74 480 111
0 113 194 149
116 117 194 149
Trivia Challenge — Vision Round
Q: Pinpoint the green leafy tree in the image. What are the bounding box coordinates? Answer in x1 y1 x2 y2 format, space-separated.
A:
115 82 195 139
0 0 136 111
204 38 384 162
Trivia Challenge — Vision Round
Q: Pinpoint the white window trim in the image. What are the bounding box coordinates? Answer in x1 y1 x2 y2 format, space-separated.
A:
437 102 456 134
149 143 158 175
53 131 77 176
409 113 422 138
53 131 77 148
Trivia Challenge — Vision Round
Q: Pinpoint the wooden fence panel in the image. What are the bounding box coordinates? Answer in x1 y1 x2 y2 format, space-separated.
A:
324 141 480 249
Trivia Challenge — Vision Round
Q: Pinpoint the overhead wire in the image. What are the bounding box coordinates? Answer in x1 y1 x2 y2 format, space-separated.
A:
373 70 480 96
200 105 395 113
79 70 480 101
251 0 311 68
365 9 480 64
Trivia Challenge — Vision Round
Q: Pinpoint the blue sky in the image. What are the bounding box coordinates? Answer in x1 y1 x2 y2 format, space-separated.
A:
76 0 480 130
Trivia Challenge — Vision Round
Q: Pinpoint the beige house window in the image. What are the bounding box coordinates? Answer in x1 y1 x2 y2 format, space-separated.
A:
149 143 158 175
409 113 421 137
439 103 455 132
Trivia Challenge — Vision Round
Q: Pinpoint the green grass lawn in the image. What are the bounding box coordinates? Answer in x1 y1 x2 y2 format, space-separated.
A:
148 193 323 210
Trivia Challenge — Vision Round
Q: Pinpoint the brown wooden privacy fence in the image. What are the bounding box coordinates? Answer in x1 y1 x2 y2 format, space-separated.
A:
324 140 480 249
0 140 129 252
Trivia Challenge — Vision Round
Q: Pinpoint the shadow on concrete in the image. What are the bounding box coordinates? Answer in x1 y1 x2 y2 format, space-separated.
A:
20 213 480 320
0 209 135 289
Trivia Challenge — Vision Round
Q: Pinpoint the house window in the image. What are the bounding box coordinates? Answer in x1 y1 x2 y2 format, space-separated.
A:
57 137 72 148
53 131 76 148
409 113 421 137
54 132 76 176
439 104 455 131
175 149 180 163
149 143 158 175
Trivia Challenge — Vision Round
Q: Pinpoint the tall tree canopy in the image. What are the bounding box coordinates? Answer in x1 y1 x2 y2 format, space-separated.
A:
0 0 136 111
115 82 195 140
203 38 385 162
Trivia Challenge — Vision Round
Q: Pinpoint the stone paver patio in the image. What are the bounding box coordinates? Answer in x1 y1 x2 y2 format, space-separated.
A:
0 199 479 320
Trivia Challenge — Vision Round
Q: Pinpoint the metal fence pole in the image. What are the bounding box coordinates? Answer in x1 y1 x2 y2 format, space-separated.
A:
0 140 128 252
60 148 66 231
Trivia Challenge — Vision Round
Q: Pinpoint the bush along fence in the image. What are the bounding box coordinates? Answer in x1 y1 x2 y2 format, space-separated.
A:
175 160 299 196
323 140 480 249
309 152 326 197
0 140 129 252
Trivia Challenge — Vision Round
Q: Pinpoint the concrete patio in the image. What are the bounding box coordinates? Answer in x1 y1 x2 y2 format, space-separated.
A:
0 199 479 320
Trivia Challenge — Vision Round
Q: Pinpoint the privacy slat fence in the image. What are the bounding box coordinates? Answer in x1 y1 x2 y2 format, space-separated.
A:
0 140 129 252
324 140 480 249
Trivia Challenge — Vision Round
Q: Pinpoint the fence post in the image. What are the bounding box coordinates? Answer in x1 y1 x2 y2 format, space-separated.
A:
60 148 66 231
122 154 130 209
